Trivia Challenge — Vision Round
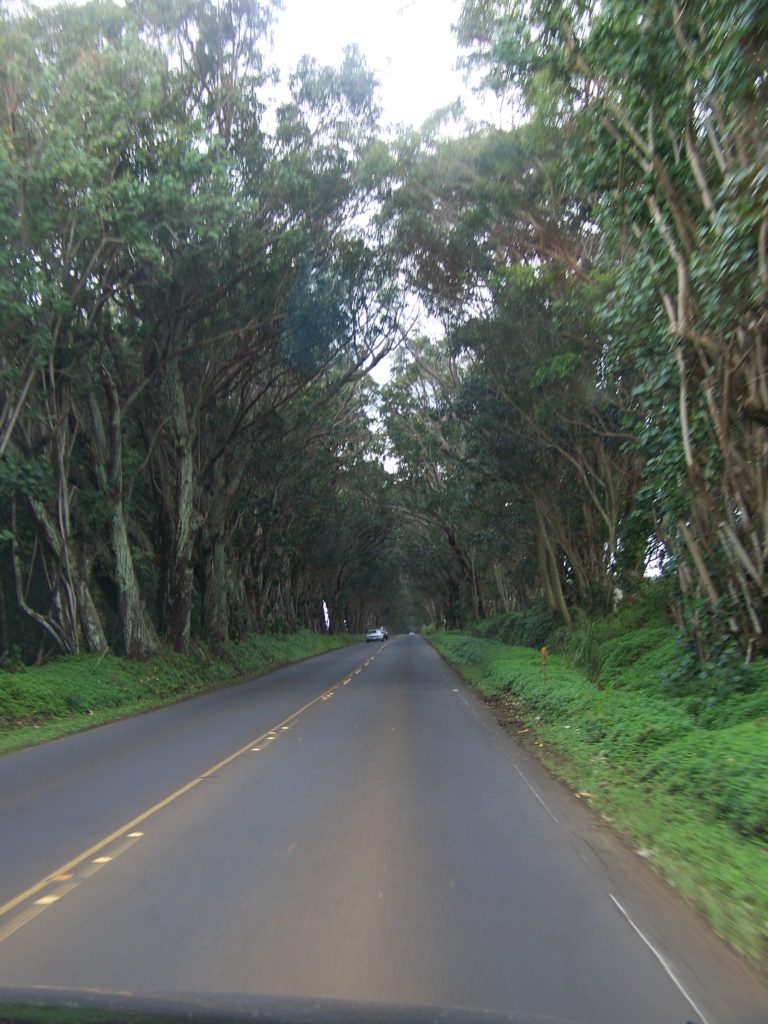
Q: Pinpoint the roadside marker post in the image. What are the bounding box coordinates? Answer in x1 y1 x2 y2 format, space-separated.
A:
540 645 549 684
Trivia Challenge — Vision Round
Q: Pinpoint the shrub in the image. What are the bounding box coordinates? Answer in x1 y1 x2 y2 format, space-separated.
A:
470 604 554 648
0 630 351 736
597 628 685 692
428 620 768 964
640 722 768 841
577 691 694 763
564 617 602 680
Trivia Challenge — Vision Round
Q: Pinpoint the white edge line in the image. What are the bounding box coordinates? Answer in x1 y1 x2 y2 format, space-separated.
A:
512 764 559 823
609 893 712 1024
453 685 560 823
528 786 558 823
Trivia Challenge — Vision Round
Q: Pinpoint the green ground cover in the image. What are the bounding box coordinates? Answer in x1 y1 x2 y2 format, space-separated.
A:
0 631 355 756
428 611 768 967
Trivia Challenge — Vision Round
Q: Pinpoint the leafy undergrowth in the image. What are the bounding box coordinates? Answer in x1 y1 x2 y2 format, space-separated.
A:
428 628 768 967
0 630 355 756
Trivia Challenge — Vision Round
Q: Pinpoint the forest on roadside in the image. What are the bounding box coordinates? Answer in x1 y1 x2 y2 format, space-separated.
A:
1 0 766 686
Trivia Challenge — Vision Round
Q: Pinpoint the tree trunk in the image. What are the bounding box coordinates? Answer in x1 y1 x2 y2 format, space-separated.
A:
76 576 109 653
154 360 198 654
493 563 511 614
165 479 196 654
88 375 158 659
75 551 108 653
535 500 572 630
201 533 229 656
112 502 157 659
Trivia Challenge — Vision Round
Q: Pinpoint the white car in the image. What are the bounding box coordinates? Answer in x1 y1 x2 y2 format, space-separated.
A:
366 628 385 642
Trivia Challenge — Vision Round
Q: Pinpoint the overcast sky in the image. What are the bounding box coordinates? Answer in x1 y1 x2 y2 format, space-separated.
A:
25 0 488 129
268 0 496 385
24 0 488 380
270 0 486 130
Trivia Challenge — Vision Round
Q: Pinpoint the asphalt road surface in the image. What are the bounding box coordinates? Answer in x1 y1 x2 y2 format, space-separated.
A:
0 636 766 1024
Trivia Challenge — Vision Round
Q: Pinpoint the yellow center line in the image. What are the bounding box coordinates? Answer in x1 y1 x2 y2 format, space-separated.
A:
0 660 370 926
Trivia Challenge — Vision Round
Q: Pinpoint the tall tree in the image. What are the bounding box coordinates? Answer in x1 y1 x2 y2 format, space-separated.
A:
458 0 768 656
0 0 399 660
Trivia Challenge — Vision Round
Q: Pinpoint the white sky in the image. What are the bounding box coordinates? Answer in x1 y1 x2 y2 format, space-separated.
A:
270 0 483 130
26 0 492 130
268 0 495 388
26 0 488 381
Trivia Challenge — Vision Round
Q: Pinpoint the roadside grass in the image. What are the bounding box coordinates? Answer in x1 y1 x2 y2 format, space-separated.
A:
0 630 357 756
428 628 768 966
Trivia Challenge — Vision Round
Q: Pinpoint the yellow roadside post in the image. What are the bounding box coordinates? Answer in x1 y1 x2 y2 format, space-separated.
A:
540 645 549 684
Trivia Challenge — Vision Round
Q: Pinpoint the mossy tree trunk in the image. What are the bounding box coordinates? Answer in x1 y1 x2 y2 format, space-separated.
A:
88 373 158 660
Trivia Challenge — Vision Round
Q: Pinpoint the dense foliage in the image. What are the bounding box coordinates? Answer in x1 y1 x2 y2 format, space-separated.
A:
378 0 767 677
0 628 353 753
0 0 404 661
2 0 764 975
1 0 766 684
430 619 768 962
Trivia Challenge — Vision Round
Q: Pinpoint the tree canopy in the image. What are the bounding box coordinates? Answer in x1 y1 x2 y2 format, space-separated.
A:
1 0 765 685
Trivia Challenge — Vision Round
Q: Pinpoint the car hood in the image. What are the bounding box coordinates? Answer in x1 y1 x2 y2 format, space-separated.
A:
0 986 582 1024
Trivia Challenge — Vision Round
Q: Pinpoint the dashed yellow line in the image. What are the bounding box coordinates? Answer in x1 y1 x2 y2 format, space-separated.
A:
0 650 381 933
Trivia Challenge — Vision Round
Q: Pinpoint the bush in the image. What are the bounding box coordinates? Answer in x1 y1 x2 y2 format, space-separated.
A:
429 625 768 964
439 632 694 762
470 604 554 648
563 616 602 679
578 691 694 762
696 685 768 729
640 723 768 840
0 630 352 740
597 628 684 692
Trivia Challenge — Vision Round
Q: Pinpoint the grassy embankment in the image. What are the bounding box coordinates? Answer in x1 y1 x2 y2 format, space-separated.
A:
0 630 355 756
427 598 768 967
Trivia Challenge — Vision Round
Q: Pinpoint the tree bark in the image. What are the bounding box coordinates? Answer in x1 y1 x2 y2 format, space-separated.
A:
76 570 109 653
153 359 198 654
88 375 158 659
200 533 229 656
111 502 157 659
534 500 572 630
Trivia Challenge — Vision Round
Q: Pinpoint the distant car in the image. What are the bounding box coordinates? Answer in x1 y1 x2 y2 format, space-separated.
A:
366 628 385 642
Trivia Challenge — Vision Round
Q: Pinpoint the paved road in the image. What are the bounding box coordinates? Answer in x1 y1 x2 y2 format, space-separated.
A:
0 637 766 1023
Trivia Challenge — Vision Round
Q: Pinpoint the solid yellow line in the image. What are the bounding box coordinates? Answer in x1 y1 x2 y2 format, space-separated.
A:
0 671 355 924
